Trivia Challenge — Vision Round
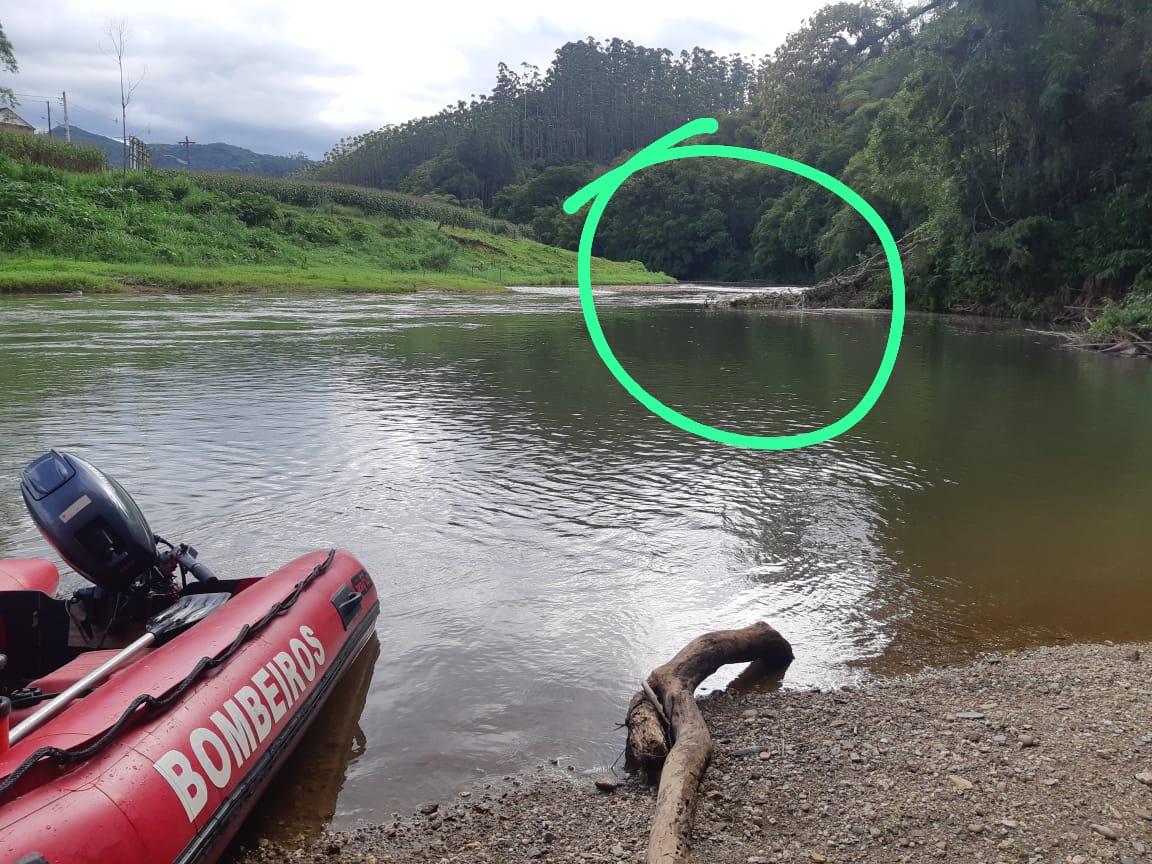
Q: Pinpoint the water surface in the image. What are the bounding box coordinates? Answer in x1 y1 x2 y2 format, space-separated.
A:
0 290 1148 831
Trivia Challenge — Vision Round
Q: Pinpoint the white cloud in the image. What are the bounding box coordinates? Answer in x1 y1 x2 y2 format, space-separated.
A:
2 0 831 158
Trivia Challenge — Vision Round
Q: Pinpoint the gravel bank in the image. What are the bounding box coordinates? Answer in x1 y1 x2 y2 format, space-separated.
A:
235 640 1152 864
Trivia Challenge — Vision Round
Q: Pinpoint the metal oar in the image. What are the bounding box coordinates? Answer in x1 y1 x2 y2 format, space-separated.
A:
8 592 230 748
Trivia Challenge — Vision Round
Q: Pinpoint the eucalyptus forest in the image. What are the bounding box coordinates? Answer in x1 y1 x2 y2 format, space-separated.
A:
308 0 1152 323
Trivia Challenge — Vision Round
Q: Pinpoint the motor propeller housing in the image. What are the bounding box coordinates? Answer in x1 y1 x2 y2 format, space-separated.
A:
20 450 160 595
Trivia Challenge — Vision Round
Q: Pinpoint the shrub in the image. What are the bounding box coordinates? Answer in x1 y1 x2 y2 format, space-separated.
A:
91 185 140 209
0 212 58 248
1090 293 1152 340
284 215 342 245
181 189 225 215
346 222 373 242
0 181 61 213
418 248 455 271
231 192 282 227
124 171 179 202
246 227 286 252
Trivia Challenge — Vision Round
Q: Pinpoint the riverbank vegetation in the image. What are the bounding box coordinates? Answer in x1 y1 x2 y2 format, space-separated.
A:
311 0 1151 333
0 148 669 293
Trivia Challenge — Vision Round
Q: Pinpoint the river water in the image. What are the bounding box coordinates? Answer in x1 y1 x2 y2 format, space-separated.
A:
0 289 1149 833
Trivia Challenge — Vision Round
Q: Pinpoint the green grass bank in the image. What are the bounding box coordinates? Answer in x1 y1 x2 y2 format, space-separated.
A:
0 142 671 294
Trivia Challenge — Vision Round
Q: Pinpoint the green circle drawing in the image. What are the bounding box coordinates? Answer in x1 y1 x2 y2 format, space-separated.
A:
562 117 906 451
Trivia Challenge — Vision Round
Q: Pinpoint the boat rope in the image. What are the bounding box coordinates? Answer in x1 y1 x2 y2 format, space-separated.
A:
0 549 337 799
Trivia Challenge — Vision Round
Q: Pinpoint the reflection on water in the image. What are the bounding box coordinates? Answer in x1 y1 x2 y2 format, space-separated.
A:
230 636 379 846
0 292 1149 831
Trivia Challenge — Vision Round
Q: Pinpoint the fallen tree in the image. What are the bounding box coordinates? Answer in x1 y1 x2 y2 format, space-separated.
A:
626 622 794 864
1026 328 1152 357
704 230 933 311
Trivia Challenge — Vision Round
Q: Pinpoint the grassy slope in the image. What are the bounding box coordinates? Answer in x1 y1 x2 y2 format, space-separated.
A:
0 156 672 294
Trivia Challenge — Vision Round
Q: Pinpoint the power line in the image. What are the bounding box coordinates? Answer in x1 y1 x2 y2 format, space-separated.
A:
9 92 118 126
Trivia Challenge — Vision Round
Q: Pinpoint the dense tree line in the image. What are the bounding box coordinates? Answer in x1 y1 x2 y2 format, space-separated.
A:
741 0 1152 314
305 38 758 207
314 0 1152 316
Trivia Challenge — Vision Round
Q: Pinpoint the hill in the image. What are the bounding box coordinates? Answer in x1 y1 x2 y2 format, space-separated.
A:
48 125 313 177
304 37 758 206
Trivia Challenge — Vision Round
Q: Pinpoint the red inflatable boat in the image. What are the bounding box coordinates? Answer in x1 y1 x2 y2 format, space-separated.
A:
0 452 380 864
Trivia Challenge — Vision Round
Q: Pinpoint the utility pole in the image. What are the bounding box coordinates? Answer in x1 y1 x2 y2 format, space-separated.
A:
61 92 71 142
179 136 194 169
45 100 51 135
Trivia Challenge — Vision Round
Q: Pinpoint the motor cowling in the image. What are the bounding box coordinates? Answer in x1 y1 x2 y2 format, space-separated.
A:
20 450 159 594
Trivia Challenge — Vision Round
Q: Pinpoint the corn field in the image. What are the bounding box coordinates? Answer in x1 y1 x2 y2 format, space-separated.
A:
181 171 533 238
0 132 107 173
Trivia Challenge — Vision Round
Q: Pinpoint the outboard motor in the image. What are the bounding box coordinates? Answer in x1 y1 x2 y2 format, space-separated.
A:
21 450 159 595
18 450 217 640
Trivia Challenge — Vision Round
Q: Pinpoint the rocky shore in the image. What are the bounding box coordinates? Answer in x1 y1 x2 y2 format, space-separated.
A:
235 640 1152 864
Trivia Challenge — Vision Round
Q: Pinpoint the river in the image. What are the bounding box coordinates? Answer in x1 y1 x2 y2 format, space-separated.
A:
0 288 1149 835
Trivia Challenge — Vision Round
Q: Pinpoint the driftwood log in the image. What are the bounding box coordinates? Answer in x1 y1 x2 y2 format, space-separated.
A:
626 622 794 864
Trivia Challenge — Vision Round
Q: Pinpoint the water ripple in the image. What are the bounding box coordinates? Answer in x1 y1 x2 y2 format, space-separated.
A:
2 292 1149 826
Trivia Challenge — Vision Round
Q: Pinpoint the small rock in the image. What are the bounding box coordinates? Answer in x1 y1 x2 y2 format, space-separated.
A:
1135 809 1152 821
967 823 984 834
830 719 847 727
742 709 759 718
1089 823 1119 841
1124 648 1141 661
419 802 439 815
955 711 986 720
1135 771 1152 787
257 838 270 848
1018 735 1039 748
610 843 627 857
1043 778 1059 786
810 854 827 863
1001 819 1020 828
948 775 975 790
543 831 556 844
594 776 619 792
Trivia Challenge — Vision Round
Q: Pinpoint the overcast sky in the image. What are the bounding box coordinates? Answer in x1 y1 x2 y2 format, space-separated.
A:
4 1 832 160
